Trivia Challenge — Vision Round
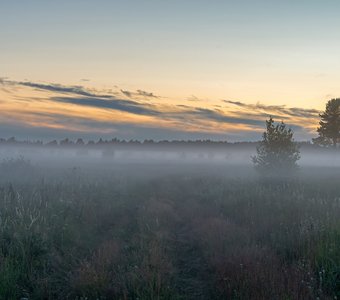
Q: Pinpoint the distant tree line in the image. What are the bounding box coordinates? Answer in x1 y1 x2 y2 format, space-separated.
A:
0 137 251 148
0 137 318 149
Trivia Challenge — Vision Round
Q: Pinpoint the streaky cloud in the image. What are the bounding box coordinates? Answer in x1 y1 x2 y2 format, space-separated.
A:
136 89 159 98
223 100 320 119
0 77 319 141
173 107 265 126
51 96 159 116
121 89 160 99
18 81 113 98
120 89 132 98
0 78 115 98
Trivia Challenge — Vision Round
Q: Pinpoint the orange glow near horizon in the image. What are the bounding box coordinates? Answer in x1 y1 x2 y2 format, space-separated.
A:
0 79 321 141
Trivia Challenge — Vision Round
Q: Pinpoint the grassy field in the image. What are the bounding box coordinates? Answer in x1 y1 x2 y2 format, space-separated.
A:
0 158 339 299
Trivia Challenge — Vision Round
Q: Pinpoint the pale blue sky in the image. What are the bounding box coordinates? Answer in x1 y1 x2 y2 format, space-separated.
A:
1 1 339 140
2 1 340 103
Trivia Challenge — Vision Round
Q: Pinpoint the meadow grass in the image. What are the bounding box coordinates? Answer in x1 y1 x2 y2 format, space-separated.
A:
0 160 339 299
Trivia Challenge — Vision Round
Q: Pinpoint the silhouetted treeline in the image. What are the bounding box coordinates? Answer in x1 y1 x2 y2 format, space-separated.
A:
0 136 327 151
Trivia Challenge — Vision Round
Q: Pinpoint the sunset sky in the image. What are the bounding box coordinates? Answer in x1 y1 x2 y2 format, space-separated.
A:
1 1 340 141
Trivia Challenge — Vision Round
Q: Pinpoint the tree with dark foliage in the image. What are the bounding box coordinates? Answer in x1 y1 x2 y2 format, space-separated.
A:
252 117 300 175
314 98 340 147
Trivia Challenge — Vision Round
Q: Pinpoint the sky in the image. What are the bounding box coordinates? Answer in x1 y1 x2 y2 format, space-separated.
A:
1 0 340 141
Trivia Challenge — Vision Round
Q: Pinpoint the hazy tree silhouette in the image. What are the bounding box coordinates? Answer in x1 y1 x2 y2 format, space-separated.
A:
314 98 340 147
76 138 84 145
252 117 300 175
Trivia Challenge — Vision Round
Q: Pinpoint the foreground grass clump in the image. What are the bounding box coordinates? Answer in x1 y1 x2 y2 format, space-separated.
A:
0 166 339 299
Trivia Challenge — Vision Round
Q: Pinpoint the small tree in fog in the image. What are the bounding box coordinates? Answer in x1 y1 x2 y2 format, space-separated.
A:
314 98 340 147
252 117 300 174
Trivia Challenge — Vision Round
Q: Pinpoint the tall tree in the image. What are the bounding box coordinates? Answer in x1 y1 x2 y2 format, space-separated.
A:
252 117 300 175
315 98 340 147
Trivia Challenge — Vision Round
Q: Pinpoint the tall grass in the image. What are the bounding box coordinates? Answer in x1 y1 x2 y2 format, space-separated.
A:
0 160 339 299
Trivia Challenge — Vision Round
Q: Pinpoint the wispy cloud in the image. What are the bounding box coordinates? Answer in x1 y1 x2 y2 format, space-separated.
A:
51 96 158 116
120 89 133 98
169 106 264 126
0 78 114 98
223 100 320 119
136 89 159 98
18 81 113 98
186 95 201 102
0 78 320 141
121 89 160 99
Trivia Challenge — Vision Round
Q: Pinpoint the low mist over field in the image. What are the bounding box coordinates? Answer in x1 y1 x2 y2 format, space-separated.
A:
0 139 340 299
1 140 340 170
2 0 340 299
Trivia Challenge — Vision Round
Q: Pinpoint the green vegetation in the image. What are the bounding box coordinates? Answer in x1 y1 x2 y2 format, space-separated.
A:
315 98 340 147
252 117 300 175
0 159 339 299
